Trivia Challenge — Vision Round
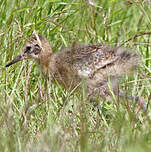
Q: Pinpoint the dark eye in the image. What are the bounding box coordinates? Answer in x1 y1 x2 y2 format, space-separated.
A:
25 46 31 53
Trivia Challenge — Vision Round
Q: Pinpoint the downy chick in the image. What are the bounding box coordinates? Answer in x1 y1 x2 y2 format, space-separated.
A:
6 33 144 108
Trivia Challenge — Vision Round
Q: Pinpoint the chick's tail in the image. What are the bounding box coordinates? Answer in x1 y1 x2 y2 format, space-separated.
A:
114 48 140 76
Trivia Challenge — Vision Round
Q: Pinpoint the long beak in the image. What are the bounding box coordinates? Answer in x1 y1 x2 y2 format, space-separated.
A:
5 55 23 67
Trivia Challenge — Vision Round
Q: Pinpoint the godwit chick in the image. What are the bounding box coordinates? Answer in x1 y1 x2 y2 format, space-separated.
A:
5 33 146 110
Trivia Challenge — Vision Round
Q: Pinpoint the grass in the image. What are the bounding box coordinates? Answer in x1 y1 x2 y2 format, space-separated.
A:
0 0 151 151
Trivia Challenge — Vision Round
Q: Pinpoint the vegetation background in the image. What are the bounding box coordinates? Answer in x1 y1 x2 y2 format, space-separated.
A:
0 0 151 151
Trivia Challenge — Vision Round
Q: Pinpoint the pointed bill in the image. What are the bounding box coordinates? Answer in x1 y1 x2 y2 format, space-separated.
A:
5 55 23 67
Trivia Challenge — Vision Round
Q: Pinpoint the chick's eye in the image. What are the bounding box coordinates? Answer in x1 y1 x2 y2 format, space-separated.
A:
25 46 31 53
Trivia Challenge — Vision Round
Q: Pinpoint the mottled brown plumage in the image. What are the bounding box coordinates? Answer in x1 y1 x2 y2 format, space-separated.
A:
6 33 140 101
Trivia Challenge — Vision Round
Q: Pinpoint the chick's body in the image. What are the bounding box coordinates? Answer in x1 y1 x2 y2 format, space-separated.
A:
44 43 139 99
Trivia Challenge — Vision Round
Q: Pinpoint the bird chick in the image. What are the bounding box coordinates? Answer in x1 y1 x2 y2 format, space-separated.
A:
6 33 141 104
